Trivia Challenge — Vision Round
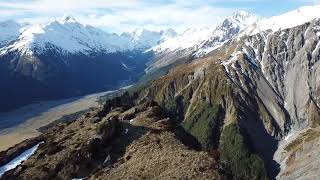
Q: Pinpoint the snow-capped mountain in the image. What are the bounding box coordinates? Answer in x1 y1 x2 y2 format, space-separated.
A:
153 5 320 57
3 4 320 180
195 10 260 56
0 16 135 56
121 28 177 50
0 16 156 112
148 5 320 72
147 11 260 72
0 16 178 56
152 26 215 52
152 11 259 56
244 5 320 35
2 5 320 112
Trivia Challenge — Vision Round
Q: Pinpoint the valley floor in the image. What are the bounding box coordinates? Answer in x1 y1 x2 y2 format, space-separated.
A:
0 91 113 151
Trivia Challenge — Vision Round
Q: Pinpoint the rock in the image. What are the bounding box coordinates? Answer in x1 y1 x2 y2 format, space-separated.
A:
276 128 320 179
96 118 120 143
121 107 137 121
98 91 136 117
84 112 91 118
156 118 173 129
145 106 164 119
46 141 64 155
108 115 118 121
87 135 104 158
90 117 101 124
88 135 103 148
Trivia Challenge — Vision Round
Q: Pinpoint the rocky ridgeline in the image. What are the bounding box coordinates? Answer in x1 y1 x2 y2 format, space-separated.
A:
1 93 226 179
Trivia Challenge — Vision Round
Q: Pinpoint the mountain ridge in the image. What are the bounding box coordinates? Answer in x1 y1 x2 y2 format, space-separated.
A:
1 4 320 180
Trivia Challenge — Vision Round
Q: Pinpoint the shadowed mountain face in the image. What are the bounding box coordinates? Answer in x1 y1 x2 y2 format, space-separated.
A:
0 16 173 112
0 50 153 111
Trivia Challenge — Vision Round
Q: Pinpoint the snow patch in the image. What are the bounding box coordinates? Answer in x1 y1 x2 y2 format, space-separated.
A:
153 11 259 56
243 48 259 67
0 141 44 177
153 27 215 52
284 132 295 141
0 18 175 56
121 62 130 70
246 5 320 35
122 28 177 50
221 51 242 73
129 118 136 123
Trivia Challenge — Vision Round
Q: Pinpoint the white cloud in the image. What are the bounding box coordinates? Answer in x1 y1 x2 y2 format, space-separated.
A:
1 0 315 32
287 0 320 4
0 0 239 32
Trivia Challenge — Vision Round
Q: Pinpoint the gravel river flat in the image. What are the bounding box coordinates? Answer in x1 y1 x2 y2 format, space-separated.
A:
0 91 113 151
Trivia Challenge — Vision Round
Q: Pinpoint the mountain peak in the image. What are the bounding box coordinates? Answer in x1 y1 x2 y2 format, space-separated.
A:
230 10 259 24
60 15 78 24
232 10 255 19
218 10 259 31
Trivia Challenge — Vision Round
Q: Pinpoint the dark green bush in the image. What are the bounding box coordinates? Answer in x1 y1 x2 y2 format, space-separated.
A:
163 95 185 122
219 123 268 180
183 102 221 150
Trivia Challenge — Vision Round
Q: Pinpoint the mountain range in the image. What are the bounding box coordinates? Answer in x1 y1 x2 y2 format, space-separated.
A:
1 4 320 180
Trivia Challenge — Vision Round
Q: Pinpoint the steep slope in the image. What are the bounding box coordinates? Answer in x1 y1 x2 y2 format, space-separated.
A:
242 19 320 128
243 19 320 180
138 16 320 179
141 41 286 178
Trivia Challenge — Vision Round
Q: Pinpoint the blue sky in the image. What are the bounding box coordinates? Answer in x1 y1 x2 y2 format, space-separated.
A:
0 0 319 32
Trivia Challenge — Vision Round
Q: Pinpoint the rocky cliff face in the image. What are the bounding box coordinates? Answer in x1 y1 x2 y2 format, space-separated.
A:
141 45 281 178
137 19 320 179
244 19 320 128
